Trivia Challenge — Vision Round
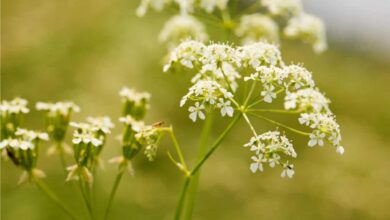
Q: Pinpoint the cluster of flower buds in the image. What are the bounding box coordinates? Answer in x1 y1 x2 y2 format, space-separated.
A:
1 128 48 183
159 14 208 49
244 130 296 178
36 101 80 155
112 87 163 174
235 14 279 45
67 117 114 183
120 87 151 120
0 98 30 139
137 0 327 53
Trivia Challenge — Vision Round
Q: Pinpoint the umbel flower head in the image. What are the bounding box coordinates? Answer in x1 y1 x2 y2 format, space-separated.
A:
262 0 303 18
159 15 208 49
119 87 151 120
244 130 296 178
0 98 30 139
284 13 327 53
235 13 279 45
112 87 164 175
0 128 48 184
164 39 344 177
67 116 113 183
36 101 80 155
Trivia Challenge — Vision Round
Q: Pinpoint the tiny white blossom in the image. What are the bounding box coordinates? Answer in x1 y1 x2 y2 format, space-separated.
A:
188 102 206 122
250 155 265 173
281 162 295 178
216 99 234 117
261 85 277 103
308 130 325 147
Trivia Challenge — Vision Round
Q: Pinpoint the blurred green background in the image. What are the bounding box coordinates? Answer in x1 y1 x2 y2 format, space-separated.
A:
2 0 390 220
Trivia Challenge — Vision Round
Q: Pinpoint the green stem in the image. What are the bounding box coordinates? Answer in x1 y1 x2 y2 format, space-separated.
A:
174 177 191 220
35 179 79 220
78 180 94 220
57 142 68 174
104 167 125 220
191 113 242 176
183 113 215 220
248 113 311 136
247 109 301 114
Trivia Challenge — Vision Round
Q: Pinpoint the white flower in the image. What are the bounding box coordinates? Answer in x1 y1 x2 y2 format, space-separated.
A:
336 146 345 155
284 88 329 112
250 155 265 173
235 13 279 44
261 85 277 103
159 15 208 49
216 99 234 117
72 132 102 147
308 130 325 147
15 128 49 141
189 102 206 122
239 42 282 69
36 101 80 116
262 0 302 17
284 13 327 53
0 98 30 114
283 65 315 90
119 115 145 132
244 131 297 177
281 162 295 178
163 40 205 71
87 116 114 134
136 0 168 17
119 87 151 104
200 0 228 13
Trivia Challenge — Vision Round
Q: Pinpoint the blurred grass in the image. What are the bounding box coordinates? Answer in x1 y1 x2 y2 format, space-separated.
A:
2 0 390 220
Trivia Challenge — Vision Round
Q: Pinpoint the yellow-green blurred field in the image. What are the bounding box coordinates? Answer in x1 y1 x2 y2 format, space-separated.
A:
2 0 390 220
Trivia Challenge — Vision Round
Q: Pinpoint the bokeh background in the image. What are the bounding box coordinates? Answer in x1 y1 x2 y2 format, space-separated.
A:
2 0 390 219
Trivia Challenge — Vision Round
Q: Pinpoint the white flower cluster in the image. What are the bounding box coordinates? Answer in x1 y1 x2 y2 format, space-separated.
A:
261 0 327 53
284 13 327 53
0 98 30 114
1 129 48 151
261 0 302 17
120 87 151 120
70 117 113 147
36 101 80 116
119 87 151 104
165 39 344 170
200 0 228 13
284 88 343 154
235 14 279 45
136 0 169 17
244 130 296 178
1 128 48 181
159 15 208 49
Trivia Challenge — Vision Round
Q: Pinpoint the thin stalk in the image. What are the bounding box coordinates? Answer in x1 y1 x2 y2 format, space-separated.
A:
248 113 311 136
247 109 301 114
244 81 257 107
183 113 215 220
104 167 125 220
191 113 242 176
174 177 191 220
35 179 79 220
78 180 94 220
57 142 68 174
242 113 258 137
160 127 189 173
